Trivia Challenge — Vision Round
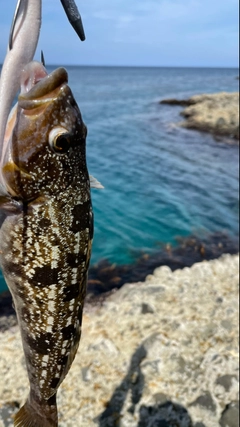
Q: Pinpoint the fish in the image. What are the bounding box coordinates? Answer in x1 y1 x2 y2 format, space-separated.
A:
0 58 101 427
0 2 102 425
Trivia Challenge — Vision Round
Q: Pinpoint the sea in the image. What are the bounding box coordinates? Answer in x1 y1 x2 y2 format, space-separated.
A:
0 66 239 294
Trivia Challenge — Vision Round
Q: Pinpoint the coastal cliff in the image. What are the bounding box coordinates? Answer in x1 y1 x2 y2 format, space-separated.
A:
160 92 239 140
0 253 239 427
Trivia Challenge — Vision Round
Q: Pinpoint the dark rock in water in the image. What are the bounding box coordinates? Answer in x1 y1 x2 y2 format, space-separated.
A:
159 98 195 106
193 423 206 427
219 401 239 427
0 291 15 316
216 374 237 391
87 231 239 299
1 231 239 323
0 292 17 331
189 392 216 412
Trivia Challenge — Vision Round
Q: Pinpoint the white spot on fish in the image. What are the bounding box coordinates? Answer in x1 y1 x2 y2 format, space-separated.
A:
42 369 47 378
42 355 49 363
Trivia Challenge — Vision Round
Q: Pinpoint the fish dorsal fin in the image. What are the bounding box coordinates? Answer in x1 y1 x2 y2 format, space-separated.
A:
90 175 104 189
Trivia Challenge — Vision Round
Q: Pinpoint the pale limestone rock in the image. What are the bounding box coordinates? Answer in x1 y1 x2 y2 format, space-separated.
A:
0 254 239 427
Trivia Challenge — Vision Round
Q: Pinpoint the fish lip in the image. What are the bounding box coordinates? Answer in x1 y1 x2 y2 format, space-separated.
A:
18 62 68 110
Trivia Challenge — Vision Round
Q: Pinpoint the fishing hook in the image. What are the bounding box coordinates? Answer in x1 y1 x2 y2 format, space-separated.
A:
60 0 86 41
41 50 45 67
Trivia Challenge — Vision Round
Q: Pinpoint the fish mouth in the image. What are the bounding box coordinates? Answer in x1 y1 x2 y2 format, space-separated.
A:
2 62 68 158
18 61 68 111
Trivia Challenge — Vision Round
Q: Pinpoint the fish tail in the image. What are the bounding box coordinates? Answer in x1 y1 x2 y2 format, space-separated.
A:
14 393 58 427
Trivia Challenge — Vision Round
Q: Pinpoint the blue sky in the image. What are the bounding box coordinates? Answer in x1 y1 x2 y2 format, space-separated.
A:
0 0 239 67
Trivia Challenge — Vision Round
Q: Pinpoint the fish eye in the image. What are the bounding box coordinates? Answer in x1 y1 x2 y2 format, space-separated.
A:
49 127 71 154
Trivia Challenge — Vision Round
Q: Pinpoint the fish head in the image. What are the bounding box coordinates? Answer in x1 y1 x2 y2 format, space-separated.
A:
1 61 88 203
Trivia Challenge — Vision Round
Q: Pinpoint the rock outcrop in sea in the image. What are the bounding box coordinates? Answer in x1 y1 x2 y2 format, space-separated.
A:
0 253 239 427
160 92 239 141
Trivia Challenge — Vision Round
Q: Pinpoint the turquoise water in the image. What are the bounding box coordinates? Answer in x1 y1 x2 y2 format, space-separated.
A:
0 66 239 292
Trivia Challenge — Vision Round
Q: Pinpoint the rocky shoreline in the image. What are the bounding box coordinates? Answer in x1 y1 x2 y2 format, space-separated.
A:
0 253 239 427
0 231 238 331
160 92 239 141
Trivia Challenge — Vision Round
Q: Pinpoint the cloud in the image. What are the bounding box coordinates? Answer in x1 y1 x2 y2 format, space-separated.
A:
0 0 238 67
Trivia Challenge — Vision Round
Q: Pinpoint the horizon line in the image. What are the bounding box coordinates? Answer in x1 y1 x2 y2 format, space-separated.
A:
0 63 239 70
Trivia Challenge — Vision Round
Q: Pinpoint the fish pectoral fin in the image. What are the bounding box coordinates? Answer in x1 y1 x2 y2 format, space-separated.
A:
0 195 22 216
90 175 104 189
2 161 32 180
1 161 33 197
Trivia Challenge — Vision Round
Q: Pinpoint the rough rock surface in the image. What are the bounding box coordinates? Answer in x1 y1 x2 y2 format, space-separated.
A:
0 253 239 427
160 92 239 140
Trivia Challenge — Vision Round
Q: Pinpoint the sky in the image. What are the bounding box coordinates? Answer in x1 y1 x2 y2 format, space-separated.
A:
0 0 239 67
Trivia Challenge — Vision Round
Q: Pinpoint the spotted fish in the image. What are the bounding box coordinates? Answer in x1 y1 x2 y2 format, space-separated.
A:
0 58 102 427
